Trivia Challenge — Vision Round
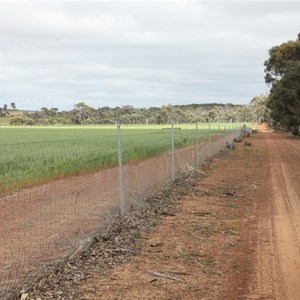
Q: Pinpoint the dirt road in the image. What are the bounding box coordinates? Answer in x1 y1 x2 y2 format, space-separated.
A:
248 130 300 299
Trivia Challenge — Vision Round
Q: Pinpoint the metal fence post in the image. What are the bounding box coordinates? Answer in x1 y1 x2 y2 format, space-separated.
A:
117 124 125 216
171 122 175 181
195 122 200 165
208 124 212 156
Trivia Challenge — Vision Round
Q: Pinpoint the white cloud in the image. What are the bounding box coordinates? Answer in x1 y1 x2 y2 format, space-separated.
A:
0 1 299 110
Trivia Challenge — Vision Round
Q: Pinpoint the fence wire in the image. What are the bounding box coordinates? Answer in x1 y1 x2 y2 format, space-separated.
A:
0 124 244 296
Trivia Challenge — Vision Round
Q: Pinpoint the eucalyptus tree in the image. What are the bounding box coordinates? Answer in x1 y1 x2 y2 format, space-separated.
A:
265 33 300 134
249 95 270 123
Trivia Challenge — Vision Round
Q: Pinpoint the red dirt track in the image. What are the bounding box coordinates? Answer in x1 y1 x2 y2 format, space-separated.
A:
247 128 300 299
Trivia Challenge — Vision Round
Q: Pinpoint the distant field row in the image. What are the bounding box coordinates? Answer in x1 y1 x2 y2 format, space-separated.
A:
0 124 243 193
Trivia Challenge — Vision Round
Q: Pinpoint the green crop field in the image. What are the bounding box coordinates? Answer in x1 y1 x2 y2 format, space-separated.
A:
0 124 241 193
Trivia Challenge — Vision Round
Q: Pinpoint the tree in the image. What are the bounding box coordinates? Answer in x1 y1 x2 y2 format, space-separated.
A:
50 108 59 116
159 104 176 124
40 107 50 116
249 94 270 123
264 33 300 134
73 102 95 124
9 117 25 125
268 63 300 133
0 104 9 117
10 103 16 109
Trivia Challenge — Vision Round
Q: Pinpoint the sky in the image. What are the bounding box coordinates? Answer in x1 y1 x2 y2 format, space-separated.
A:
0 1 300 111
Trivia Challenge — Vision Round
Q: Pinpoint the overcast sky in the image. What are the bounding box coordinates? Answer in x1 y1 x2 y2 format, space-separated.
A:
0 1 299 110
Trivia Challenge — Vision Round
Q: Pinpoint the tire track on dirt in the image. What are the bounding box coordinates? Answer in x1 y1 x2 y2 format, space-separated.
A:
248 132 300 299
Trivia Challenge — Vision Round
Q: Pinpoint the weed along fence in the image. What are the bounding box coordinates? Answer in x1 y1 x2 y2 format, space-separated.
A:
0 123 244 297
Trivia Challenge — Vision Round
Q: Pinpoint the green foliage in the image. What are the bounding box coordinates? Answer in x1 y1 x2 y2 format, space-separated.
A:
265 33 300 135
249 94 270 123
9 117 25 125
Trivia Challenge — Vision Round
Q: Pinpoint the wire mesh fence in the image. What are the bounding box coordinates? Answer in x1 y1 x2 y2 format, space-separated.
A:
0 124 244 296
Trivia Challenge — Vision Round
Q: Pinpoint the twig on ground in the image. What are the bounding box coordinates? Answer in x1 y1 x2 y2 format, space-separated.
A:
147 271 184 282
166 271 192 276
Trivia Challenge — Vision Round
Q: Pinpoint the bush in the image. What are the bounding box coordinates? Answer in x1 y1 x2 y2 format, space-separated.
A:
9 117 25 126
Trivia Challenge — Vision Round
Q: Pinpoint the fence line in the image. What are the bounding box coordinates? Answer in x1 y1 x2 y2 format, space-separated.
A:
0 123 245 296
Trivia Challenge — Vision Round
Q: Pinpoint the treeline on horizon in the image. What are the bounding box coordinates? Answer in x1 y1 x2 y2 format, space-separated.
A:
0 101 265 126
